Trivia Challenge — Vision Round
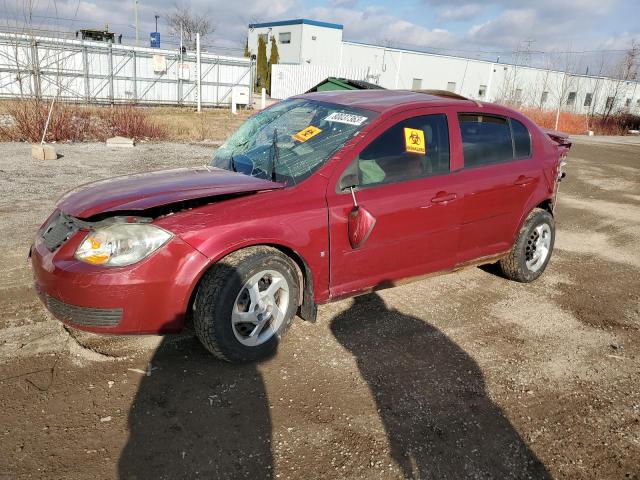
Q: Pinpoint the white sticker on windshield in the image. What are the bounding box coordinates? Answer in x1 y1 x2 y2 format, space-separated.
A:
323 112 368 126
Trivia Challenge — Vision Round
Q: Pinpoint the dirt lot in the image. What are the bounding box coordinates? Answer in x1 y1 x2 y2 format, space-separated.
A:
0 137 638 479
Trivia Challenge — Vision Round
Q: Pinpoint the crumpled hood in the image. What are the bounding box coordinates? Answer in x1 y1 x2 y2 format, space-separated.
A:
57 167 284 219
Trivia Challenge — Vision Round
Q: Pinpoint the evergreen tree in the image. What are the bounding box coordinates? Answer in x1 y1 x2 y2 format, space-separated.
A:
256 35 268 91
243 38 250 58
266 36 280 94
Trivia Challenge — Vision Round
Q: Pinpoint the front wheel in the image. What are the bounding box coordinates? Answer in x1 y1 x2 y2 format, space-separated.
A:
193 246 300 363
499 208 555 283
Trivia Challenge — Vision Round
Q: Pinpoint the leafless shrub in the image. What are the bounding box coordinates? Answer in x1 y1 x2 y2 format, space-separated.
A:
519 106 639 135
97 106 167 141
0 100 93 142
0 101 166 142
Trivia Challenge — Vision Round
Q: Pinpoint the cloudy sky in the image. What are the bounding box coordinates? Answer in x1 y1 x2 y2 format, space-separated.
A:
2 0 638 68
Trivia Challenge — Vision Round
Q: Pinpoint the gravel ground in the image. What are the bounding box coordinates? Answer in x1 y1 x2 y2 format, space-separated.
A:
0 138 638 479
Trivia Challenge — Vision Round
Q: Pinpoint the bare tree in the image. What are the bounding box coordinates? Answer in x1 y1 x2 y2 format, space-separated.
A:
166 4 215 50
602 39 639 119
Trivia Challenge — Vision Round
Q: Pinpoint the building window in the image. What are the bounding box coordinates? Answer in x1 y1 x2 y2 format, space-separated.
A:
637 99 640 107
541 91 549 104
412 78 422 89
478 85 487 98
279 32 291 44
606 96 615 109
311 35 317 40
625 98 631 107
446 82 456 92
584 93 593 107
566 91 576 106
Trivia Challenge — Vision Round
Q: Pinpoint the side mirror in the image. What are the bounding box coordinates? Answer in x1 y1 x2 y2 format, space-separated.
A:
348 202 376 249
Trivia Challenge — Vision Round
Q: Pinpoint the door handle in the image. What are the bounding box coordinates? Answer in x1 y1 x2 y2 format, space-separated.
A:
431 192 457 204
514 175 535 186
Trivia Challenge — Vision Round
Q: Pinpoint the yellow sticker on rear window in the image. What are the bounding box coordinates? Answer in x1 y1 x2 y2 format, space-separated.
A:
293 126 322 142
404 128 426 154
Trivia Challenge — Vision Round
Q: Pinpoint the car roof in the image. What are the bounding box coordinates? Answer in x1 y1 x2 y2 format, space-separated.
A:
295 89 485 114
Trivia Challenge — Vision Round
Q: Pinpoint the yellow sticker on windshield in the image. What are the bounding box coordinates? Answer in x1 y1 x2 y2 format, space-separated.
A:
293 126 322 142
404 128 426 154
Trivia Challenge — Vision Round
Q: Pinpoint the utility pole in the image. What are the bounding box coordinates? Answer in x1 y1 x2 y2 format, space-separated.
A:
134 0 139 46
155 14 159 33
522 39 535 67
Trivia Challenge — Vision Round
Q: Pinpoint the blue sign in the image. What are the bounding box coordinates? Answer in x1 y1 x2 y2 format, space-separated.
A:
150 32 160 48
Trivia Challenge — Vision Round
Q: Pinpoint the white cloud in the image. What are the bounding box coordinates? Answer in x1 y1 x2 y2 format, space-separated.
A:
1 0 637 68
310 6 453 49
438 4 483 22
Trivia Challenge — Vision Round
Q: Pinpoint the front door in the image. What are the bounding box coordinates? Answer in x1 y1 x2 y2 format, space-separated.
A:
326 112 462 299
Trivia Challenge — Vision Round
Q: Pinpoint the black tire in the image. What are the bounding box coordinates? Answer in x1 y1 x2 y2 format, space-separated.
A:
499 208 555 283
193 246 300 363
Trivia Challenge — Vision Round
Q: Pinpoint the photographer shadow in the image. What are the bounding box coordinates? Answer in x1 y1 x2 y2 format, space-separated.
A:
118 335 273 479
331 293 550 479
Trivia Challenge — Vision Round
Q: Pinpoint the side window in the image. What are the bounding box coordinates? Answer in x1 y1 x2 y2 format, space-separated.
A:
354 114 450 187
511 119 531 159
458 114 513 168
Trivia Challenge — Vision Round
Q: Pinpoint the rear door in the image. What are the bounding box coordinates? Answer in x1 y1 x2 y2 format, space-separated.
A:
453 112 538 264
326 110 463 299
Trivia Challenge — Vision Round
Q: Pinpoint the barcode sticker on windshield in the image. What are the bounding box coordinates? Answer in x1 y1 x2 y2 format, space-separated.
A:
323 112 368 126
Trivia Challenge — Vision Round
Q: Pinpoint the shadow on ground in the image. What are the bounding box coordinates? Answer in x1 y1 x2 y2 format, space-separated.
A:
118 335 273 479
330 293 550 479
119 292 549 479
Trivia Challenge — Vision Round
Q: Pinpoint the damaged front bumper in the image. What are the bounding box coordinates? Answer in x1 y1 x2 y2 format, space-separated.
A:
31 213 210 334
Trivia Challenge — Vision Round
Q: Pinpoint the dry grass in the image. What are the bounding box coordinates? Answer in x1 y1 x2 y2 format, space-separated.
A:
0 101 252 143
517 106 640 135
147 107 252 142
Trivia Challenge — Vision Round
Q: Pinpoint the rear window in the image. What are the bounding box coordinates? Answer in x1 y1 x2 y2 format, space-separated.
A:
459 114 513 167
512 119 532 159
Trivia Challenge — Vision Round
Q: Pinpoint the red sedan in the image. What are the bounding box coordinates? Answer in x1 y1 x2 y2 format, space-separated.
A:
31 90 570 362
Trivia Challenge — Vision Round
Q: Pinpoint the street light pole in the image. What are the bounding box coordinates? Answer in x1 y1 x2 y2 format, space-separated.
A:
155 14 159 33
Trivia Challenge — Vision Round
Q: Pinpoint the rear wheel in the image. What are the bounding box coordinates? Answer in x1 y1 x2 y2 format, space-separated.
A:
499 208 555 283
193 246 300 363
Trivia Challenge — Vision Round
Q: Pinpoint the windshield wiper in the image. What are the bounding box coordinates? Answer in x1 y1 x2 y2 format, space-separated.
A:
268 128 279 182
230 154 237 172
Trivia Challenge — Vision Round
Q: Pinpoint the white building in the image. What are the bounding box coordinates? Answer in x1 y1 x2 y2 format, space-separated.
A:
251 18 640 116
247 19 343 66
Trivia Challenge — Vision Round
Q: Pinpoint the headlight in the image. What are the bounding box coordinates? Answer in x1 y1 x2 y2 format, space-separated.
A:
75 224 172 267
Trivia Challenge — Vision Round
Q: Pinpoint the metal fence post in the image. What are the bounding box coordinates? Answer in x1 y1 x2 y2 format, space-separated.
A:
177 53 182 104
132 50 137 103
108 43 114 104
216 58 220 106
249 59 255 109
31 40 41 99
82 44 90 103
196 32 201 112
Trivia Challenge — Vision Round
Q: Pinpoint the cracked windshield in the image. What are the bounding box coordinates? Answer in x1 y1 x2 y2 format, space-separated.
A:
211 99 377 184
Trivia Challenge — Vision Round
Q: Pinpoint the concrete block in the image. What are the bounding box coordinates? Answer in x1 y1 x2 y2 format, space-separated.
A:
106 136 135 147
31 144 57 160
